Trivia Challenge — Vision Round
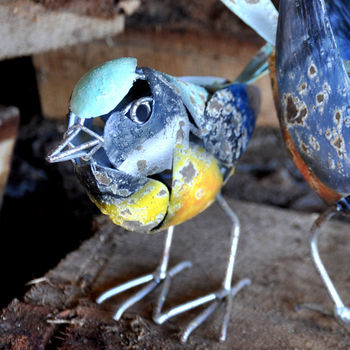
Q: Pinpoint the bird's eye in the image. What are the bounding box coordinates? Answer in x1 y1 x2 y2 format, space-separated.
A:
128 97 153 124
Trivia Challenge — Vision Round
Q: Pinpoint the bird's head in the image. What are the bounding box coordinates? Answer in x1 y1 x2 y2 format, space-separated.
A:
46 57 190 179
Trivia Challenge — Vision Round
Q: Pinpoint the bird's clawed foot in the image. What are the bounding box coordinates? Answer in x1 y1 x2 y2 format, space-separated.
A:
296 303 350 333
298 201 350 334
97 194 249 342
153 193 250 342
153 277 250 343
96 259 192 321
97 226 193 321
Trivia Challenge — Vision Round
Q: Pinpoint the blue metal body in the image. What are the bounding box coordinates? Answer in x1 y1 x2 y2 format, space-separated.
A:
276 0 350 201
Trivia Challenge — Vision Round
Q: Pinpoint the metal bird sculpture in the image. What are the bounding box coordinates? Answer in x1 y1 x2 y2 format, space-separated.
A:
276 0 350 331
46 57 260 341
222 0 350 333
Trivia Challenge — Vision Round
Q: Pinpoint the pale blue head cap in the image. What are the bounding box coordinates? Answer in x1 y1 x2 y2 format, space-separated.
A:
70 57 138 119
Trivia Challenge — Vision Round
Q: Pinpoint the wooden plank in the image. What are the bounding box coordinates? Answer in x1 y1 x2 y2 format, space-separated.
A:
0 106 19 209
0 0 139 60
1 199 349 349
33 29 277 126
126 0 278 41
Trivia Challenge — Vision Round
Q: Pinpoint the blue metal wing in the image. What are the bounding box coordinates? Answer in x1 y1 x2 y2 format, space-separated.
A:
163 74 259 170
326 0 350 61
276 0 350 196
201 84 258 168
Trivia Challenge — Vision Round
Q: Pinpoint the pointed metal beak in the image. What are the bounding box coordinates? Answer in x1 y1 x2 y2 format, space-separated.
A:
46 121 104 163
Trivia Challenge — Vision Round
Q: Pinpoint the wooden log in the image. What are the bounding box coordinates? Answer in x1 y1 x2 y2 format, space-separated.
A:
0 106 19 209
1 199 349 349
0 0 140 60
33 29 277 127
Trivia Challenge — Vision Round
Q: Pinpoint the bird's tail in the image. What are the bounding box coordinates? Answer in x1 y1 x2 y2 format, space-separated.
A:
220 0 278 45
234 43 274 84
219 0 278 84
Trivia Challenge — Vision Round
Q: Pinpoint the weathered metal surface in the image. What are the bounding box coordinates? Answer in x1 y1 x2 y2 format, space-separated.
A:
327 0 350 61
162 74 209 134
162 143 223 228
202 84 257 168
92 178 170 233
276 0 350 203
103 67 190 176
74 162 149 201
47 58 258 234
220 0 278 45
70 58 138 119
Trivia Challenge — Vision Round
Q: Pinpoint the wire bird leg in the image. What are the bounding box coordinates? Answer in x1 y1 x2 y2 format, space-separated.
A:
153 193 250 343
96 226 192 321
297 203 350 332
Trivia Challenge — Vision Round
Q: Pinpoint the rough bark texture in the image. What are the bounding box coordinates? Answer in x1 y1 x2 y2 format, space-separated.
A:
0 106 19 210
0 0 138 60
1 199 349 349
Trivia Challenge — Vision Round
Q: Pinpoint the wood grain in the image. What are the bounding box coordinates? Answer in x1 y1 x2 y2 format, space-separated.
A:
1 198 349 349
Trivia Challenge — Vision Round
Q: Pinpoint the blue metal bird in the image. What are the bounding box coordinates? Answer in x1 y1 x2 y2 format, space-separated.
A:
276 0 350 331
46 53 261 341
223 0 350 333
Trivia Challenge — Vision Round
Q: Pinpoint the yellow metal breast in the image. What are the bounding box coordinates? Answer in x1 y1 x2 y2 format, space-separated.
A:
90 143 223 234
91 179 169 233
162 143 223 229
